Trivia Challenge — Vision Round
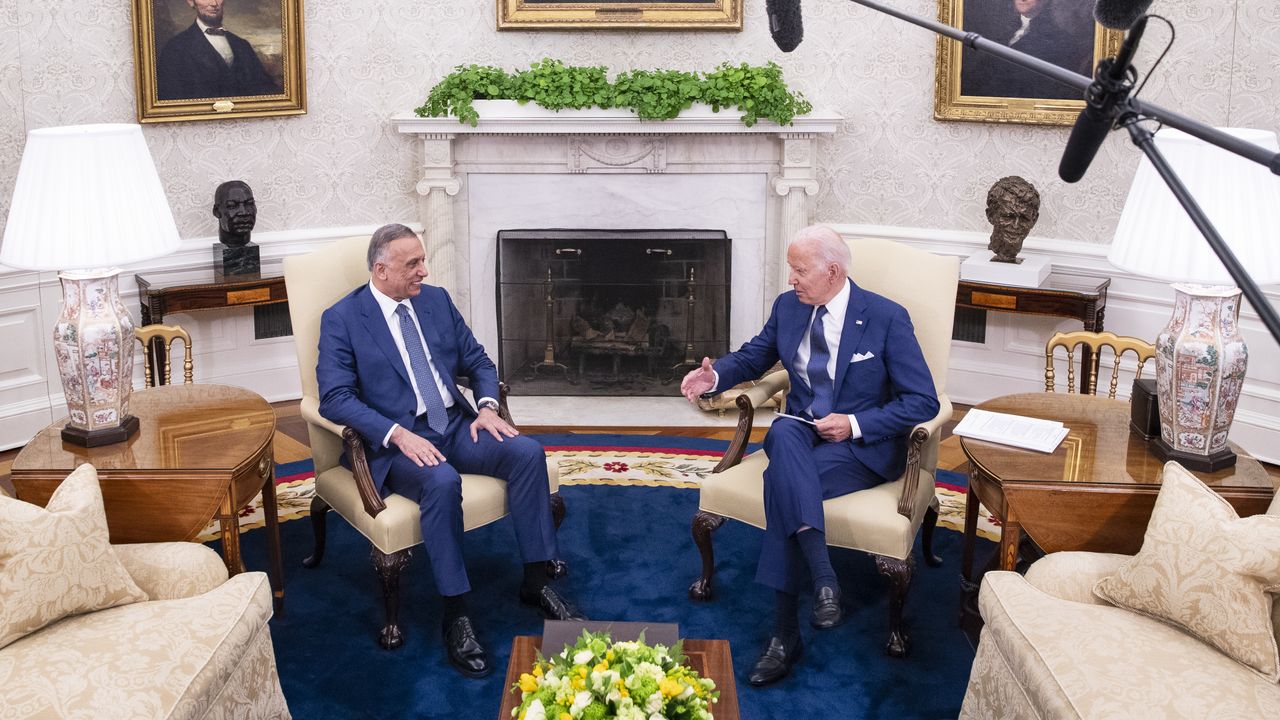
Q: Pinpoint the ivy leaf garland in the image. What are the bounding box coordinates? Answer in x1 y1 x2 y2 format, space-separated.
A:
415 59 812 128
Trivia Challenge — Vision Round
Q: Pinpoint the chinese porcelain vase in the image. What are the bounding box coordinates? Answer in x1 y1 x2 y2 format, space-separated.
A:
1154 283 1247 457
54 269 136 438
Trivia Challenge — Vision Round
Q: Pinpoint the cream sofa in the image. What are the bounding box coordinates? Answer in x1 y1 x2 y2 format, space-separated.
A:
960 491 1280 719
0 540 291 719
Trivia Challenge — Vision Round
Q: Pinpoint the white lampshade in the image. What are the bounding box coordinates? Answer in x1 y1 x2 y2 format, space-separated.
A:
1108 127 1280 285
1 124 179 270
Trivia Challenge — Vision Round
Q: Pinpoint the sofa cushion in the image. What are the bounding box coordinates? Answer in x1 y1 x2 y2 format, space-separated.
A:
0 572 273 720
978 571 1280 718
1094 462 1280 681
0 464 147 650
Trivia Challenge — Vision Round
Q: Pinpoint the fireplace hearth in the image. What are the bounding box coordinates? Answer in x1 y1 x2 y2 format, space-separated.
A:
497 229 730 396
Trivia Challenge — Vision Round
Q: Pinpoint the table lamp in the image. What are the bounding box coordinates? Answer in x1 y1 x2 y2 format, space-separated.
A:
1108 127 1280 471
0 124 180 447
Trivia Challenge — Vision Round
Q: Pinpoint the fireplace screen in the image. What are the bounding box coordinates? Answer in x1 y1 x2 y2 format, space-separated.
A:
497 229 730 396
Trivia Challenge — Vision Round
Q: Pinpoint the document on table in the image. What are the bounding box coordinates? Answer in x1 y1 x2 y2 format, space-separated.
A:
953 408 1069 453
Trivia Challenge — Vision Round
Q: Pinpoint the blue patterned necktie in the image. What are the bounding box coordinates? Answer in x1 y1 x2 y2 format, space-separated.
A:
806 305 833 419
394 304 449 435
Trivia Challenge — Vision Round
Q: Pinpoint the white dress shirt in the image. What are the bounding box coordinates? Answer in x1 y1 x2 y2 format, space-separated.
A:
1009 15 1033 45
369 282 456 447
195 18 235 66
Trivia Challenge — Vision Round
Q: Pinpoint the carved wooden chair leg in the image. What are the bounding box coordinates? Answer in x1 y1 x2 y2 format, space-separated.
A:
921 498 943 568
372 548 412 650
546 494 569 580
874 553 916 658
688 510 726 601
301 496 331 568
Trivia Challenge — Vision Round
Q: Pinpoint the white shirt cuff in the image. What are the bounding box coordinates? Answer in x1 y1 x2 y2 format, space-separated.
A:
847 414 862 440
477 396 497 410
383 424 399 448
706 369 720 396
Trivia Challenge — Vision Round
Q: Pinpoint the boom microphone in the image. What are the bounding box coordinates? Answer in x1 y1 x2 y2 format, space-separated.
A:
1094 0 1155 30
766 0 804 52
1058 15 1149 183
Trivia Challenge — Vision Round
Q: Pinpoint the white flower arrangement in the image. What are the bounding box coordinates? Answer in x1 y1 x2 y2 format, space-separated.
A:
512 631 718 720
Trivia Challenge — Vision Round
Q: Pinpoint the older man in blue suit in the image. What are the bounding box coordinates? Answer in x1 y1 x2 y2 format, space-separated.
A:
682 225 939 686
318 224 582 679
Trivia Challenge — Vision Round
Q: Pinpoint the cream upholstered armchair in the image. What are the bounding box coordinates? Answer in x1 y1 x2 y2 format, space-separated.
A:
689 236 959 657
283 235 563 650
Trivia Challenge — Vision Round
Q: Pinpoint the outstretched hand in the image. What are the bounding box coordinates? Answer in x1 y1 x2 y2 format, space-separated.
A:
680 357 717 404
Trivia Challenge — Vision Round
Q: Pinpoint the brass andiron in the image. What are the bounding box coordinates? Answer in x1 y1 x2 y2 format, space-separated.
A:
527 266 572 383
667 267 701 383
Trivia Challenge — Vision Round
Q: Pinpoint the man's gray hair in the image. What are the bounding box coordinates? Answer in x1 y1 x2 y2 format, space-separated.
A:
791 225 851 272
367 223 418 270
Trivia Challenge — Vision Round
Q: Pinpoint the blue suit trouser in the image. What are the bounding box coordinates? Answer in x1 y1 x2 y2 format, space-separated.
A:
756 418 887 593
384 406 558 596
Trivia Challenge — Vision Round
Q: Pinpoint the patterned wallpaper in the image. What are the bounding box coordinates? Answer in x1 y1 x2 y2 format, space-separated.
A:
0 0 1275 246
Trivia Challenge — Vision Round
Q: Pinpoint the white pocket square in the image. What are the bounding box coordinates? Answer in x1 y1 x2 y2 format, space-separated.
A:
851 351 875 363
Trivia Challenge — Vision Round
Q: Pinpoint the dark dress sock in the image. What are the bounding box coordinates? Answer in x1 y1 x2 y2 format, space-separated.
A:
522 561 548 595
443 591 470 624
774 590 801 642
796 528 837 592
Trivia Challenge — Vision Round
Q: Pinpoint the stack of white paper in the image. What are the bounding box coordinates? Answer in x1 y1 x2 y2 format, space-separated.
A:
953 408 1069 453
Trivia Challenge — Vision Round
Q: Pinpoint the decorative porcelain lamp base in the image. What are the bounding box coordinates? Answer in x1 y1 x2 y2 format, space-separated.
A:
1153 283 1245 472
54 269 138 447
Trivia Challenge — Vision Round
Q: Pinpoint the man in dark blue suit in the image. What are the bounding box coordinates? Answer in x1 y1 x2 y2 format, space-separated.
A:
682 225 939 686
317 224 582 678
157 0 280 101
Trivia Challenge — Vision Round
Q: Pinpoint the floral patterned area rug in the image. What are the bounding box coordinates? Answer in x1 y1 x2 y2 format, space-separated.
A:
203 434 1001 542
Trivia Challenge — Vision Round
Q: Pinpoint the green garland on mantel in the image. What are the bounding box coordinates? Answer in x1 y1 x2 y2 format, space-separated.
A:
414 58 813 128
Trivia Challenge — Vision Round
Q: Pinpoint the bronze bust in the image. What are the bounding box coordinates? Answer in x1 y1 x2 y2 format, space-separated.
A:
211 180 260 275
985 176 1040 264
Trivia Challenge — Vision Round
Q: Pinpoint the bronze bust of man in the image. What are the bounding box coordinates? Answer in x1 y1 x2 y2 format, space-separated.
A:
212 180 260 275
985 176 1040 264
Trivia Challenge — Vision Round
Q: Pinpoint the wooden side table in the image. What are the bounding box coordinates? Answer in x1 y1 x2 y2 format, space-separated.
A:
11 384 285 610
135 262 288 386
497 636 739 720
957 274 1110 394
960 393 1274 582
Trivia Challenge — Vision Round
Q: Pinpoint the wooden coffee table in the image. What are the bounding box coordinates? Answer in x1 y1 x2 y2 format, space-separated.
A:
960 392 1275 581
11 384 284 609
497 636 739 720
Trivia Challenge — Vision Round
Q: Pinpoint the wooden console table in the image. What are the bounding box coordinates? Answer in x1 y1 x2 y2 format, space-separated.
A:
11 384 285 610
135 261 287 386
957 274 1110 394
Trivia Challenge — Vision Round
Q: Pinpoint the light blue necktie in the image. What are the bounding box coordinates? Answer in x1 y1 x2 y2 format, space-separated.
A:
806 305 833 419
394 304 449 435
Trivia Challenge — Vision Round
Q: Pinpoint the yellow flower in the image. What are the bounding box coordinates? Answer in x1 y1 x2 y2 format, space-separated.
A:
578 667 588 678
619 686 629 698
605 651 615 662
533 666 544 677
559 714 572 720
519 673 539 693
572 676 586 691
660 677 683 698
593 661 609 673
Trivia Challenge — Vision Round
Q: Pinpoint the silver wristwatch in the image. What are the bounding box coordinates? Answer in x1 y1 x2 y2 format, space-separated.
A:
477 398 500 412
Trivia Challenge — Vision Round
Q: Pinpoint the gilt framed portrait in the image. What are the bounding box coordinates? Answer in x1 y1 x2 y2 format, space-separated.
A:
131 0 307 123
935 0 1122 126
497 0 742 30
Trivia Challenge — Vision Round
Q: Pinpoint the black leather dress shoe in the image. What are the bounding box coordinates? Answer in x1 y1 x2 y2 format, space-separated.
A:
519 585 586 621
442 616 491 678
747 635 803 687
810 585 845 629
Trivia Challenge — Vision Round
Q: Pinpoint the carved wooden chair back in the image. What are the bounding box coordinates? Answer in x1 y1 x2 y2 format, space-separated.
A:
1044 330 1155 398
135 323 193 386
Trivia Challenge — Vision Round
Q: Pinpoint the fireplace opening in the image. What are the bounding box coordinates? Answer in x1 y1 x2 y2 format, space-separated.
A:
497 229 730 396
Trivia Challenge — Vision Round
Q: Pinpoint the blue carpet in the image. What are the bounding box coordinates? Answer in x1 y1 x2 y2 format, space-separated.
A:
229 436 985 719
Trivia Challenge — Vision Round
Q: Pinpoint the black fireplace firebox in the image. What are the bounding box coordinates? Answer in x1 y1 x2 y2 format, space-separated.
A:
497 229 730 396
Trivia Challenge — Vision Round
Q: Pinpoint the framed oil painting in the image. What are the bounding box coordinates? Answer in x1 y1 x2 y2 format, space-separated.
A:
935 0 1122 126
132 0 307 123
497 0 742 30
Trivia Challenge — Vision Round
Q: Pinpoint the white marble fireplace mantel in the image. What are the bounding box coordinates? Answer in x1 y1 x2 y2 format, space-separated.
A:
392 101 842 358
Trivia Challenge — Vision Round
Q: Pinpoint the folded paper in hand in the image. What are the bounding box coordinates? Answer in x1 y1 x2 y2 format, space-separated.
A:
953 409 1069 453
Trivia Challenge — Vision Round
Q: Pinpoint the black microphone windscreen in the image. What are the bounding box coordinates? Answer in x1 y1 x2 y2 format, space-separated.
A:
1058 105 1114 183
766 0 804 53
1094 0 1154 29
